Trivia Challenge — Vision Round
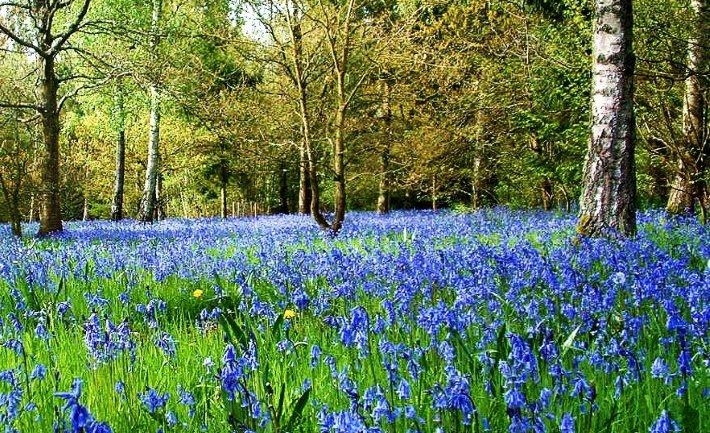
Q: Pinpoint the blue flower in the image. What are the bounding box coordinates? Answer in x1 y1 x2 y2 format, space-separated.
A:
560 412 575 433
139 388 169 414
650 357 671 382
648 410 680 433
30 363 47 381
155 332 177 359
54 379 113 433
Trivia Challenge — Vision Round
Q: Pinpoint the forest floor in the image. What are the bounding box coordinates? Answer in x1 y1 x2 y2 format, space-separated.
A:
0 209 707 433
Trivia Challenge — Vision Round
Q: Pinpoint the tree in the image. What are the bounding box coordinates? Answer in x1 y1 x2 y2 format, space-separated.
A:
111 79 127 221
665 0 709 222
0 0 92 235
140 0 163 222
0 112 38 237
577 0 637 237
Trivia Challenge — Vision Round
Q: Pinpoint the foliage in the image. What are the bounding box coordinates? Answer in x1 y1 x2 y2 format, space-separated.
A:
0 210 708 431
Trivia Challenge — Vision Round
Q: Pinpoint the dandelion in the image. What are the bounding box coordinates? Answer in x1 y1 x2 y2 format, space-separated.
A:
192 289 203 299
284 309 297 319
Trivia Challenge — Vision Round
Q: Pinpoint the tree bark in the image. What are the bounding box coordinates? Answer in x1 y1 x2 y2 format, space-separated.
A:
541 178 553 211
1 0 91 235
275 162 288 213
155 164 164 220
288 2 329 230
377 80 392 214
577 0 637 237
0 172 22 237
220 159 228 218
331 103 347 233
666 0 709 220
377 146 391 214
141 0 162 222
38 56 63 235
111 83 126 221
298 140 311 214
141 84 160 222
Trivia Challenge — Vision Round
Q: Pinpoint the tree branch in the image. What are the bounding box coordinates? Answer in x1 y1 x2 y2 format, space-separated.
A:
48 0 92 55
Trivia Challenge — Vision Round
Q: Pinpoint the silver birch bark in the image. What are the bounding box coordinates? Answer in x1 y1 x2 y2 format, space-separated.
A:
111 80 126 221
141 0 163 222
577 0 637 237
666 0 709 220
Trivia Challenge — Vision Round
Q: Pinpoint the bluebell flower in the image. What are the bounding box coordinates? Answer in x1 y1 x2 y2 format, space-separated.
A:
155 332 177 359
560 412 575 433
504 387 526 412
677 350 692 376
57 302 71 318
165 410 178 427
177 385 196 418
310 344 322 367
650 357 671 382
30 363 47 381
396 378 411 400
139 388 169 414
55 378 113 433
35 321 50 341
3 339 24 356
648 410 680 433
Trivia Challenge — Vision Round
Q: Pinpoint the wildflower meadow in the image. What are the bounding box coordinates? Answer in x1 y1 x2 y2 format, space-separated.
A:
0 209 707 433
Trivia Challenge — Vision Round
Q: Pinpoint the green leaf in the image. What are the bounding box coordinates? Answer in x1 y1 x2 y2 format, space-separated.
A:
561 324 582 356
285 388 310 432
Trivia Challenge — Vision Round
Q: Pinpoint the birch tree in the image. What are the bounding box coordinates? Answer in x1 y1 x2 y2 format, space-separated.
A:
110 79 127 221
140 0 163 222
665 0 709 222
0 0 92 235
577 0 637 237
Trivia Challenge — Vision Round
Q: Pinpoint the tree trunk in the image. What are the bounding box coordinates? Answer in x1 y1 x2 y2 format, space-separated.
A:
28 193 35 223
141 84 160 222
38 56 63 236
82 196 89 221
331 104 347 233
577 0 637 237
141 0 162 223
377 80 392 215
111 83 126 221
0 173 21 237
155 159 165 220
278 162 289 214
471 154 499 208
298 140 311 214
377 146 391 214
666 0 709 219
541 177 553 211
220 160 228 218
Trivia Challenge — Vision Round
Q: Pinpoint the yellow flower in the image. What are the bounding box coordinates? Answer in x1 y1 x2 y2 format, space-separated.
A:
192 289 204 299
283 309 297 320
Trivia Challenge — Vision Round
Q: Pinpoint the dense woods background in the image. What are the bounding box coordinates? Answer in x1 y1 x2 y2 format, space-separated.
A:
0 0 707 233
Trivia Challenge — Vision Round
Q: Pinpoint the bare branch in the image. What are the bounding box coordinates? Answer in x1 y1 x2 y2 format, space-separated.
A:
0 20 45 55
0 101 43 111
48 0 92 56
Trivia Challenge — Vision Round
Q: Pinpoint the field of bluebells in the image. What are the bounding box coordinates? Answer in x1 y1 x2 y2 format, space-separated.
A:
0 209 707 433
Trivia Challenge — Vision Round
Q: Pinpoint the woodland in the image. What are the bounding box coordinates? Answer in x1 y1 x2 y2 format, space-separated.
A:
0 3 708 433
0 0 708 236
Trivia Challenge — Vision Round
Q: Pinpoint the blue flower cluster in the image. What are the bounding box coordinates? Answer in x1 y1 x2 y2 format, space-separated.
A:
0 209 707 432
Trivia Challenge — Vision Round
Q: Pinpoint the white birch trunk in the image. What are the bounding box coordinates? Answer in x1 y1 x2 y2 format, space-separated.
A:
578 0 637 237
141 0 162 222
